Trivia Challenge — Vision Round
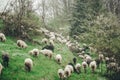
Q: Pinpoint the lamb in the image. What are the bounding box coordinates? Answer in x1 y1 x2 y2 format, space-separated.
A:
75 63 81 74
89 61 97 73
0 33 6 42
55 54 62 64
2 52 9 67
17 40 27 48
24 58 33 72
40 49 53 59
58 69 65 80
29 48 39 57
82 61 88 73
0 63 3 75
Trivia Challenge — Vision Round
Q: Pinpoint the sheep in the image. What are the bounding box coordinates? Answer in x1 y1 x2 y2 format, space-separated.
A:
99 54 104 62
41 38 48 44
55 54 62 64
24 58 33 72
58 69 65 80
82 61 88 73
106 62 118 74
89 61 97 73
2 52 9 67
65 65 74 73
40 49 53 59
95 58 101 68
73 57 77 64
85 56 92 66
75 63 81 74
0 33 6 42
42 44 54 52
29 48 39 57
0 63 3 75
64 66 71 78
49 39 54 46
17 40 27 48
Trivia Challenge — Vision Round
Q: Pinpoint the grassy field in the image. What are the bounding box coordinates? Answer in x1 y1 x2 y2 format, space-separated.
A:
0 36 107 80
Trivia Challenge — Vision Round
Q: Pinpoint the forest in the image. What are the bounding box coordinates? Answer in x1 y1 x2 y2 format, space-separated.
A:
0 0 120 80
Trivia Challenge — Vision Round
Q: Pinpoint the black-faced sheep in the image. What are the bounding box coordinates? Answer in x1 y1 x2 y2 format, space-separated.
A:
2 52 9 67
24 58 33 72
17 40 27 48
55 54 62 64
85 56 92 66
89 61 97 73
0 33 6 42
82 61 88 73
29 48 39 57
0 63 3 75
75 63 81 74
58 69 65 80
64 66 71 78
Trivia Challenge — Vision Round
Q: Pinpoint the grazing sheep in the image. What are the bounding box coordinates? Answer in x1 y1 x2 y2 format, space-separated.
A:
85 56 92 66
89 61 97 73
41 38 48 44
17 40 27 48
82 61 88 73
40 49 53 59
29 48 39 57
2 52 9 67
0 63 3 75
64 67 71 78
99 54 104 62
0 33 6 42
73 57 77 64
95 58 101 68
49 39 54 46
75 63 81 74
58 69 65 80
24 58 33 72
42 44 54 52
66 65 74 73
55 54 62 64
106 62 118 74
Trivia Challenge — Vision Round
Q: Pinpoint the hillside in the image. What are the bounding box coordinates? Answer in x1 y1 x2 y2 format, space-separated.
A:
0 36 107 80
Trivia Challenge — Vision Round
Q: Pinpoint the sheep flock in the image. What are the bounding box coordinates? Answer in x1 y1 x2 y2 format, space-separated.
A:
0 29 119 80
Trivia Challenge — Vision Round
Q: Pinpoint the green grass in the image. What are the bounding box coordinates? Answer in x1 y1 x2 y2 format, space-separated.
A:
0 37 107 80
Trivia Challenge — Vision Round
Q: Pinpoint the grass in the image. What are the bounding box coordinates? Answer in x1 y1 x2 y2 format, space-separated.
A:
0 36 107 80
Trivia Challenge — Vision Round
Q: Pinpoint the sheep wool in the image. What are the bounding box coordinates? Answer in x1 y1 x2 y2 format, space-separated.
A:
24 58 33 72
82 61 88 73
75 63 81 73
40 49 53 59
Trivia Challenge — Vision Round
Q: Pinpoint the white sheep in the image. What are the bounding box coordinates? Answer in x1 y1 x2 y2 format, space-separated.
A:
58 69 65 80
99 54 104 62
55 54 62 64
40 49 53 59
49 39 54 46
0 33 6 42
82 61 88 73
65 65 74 73
17 40 27 48
89 61 97 73
41 38 48 44
24 58 33 72
0 63 3 75
64 67 71 78
75 63 81 73
29 48 39 57
85 56 92 65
